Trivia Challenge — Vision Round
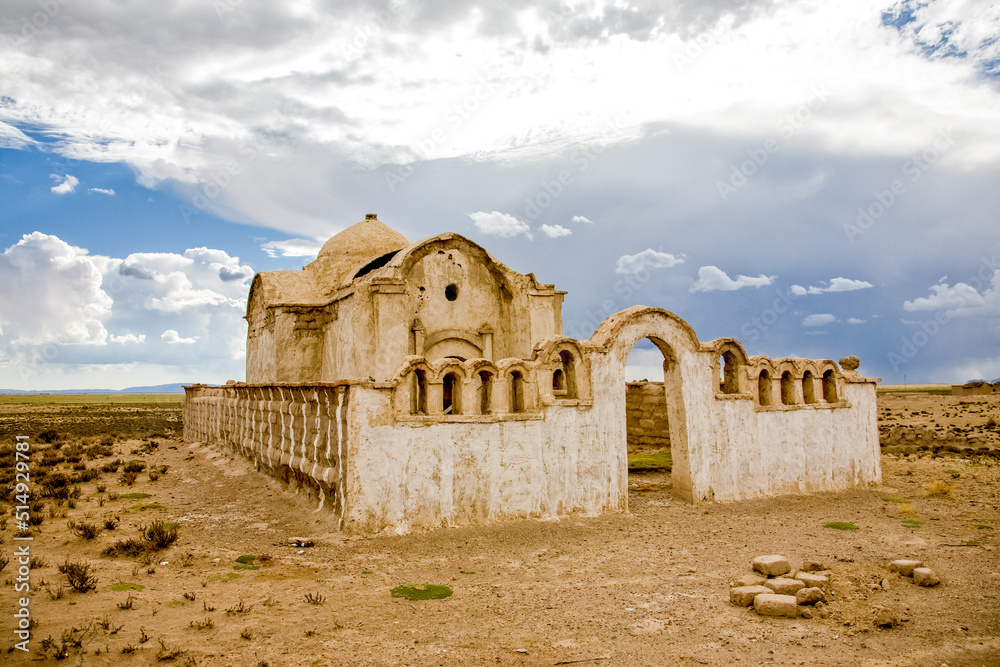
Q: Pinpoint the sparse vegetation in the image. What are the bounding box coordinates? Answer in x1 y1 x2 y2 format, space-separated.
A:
61 560 98 593
822 521 859 531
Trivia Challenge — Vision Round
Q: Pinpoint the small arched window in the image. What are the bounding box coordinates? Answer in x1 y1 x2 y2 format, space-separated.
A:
758 370 773 406
780 371 796 405
510 371 525 413
479 370 493 415
552 368 565 394
412 370 427 415
802 371 816 404
443 372 461 415
822 369 838 403
720 351 740 394
558 350 577 399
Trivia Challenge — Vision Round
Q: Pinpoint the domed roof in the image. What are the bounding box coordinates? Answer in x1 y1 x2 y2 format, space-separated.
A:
307 214 411 288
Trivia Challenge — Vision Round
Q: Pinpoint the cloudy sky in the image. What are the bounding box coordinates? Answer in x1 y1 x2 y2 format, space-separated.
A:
1 0 999 390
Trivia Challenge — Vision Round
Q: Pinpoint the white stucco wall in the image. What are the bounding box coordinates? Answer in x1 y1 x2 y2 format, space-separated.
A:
343 386 625 535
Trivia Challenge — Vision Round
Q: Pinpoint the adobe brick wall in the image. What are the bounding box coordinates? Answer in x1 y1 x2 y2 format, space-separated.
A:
626 381 670 450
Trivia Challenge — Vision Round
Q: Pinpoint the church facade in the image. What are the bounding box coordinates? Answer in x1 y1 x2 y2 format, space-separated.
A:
183 214 881 535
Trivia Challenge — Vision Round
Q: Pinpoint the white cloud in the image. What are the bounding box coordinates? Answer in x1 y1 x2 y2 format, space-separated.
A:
803 313 836 327
903 271 999 316
540 224 572 238
109 333 145 344
260 238 322 258
847 318 866 325
0 232 252 388
469 211 532 239
161 329 197 344
0 233 112 349
791 277 874 295
615 249 684 275
571 215 593 224
50 174 79 194
89 187 116 195
690 266 774 292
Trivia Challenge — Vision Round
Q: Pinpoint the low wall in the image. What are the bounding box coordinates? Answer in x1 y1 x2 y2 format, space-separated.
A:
625 381 670 450
183 383 349 523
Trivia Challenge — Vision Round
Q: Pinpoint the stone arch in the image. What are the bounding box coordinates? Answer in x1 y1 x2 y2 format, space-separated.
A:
467 359 499 415
497 360 533 413
589 306 699 503
820 364 840 403
709 339 748 395
537 337 592 403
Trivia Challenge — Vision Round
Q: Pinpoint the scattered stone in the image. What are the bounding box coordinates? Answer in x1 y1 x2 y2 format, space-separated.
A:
289 537 315 547
752 555 791 577
735 573 768 587
873 608 901 628
801 559 825 572
765 577 806 595
754 593 799 618
913 567 941 587
799 607 814 619
880 578 891 591
889 559 923 577
795 572 830 593
839 356 860 371
730 585 773 607
515 648 529 655
796 587 826 606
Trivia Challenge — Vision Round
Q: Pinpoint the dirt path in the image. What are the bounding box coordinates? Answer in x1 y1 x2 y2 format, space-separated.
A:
1 395 999 666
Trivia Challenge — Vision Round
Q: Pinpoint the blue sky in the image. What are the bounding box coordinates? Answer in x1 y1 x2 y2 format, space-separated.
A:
1 0 999 390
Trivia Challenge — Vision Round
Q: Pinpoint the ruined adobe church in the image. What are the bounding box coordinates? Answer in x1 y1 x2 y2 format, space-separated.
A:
184 214 881 535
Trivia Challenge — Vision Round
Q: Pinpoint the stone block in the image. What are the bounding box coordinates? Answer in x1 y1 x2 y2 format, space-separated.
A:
795 587 826 606
730 585 772 607
889 559 923 577
734 573 767 587
765 577 805 595
752 555 791 577
913 568 940 586
801 559 825 572
794 572 829 592
754 594 799 618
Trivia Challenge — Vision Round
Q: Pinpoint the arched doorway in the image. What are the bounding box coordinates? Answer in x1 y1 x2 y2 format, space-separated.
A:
590 306 696 503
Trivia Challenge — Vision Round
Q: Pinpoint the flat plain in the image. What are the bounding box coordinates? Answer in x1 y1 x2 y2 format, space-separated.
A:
0 391 998 666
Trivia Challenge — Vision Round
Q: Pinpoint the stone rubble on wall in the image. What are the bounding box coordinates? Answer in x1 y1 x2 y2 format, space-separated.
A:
625 381 670 450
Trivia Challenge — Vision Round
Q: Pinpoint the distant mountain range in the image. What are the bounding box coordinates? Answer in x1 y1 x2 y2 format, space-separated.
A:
0 383 190 395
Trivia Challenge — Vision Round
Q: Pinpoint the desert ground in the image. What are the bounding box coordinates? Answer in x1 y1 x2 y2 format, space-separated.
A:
1 389 998 666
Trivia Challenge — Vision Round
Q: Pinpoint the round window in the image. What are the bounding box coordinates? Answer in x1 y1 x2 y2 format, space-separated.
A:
445 283 458 301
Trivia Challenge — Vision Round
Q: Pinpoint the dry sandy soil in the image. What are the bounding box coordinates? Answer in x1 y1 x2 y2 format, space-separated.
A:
1 392 999 666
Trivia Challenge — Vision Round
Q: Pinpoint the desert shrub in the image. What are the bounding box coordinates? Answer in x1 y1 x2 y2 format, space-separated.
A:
62 445 84 463
101 459 122 473
74 522 101 540
118 472 138 486
61 561 98 593
102 538 147 558
75 468 100 483
104 517 120 530
123 460 146 473
142 521 178 550
37 430 62 444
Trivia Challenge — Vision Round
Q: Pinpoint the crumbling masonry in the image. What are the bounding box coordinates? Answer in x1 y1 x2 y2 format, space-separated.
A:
184 215 881 535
